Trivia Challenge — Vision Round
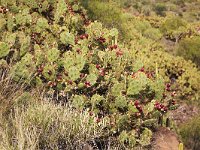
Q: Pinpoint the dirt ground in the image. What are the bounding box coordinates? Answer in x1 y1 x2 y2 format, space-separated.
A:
152 127 180 150
169 103 199 126
152 103 199 150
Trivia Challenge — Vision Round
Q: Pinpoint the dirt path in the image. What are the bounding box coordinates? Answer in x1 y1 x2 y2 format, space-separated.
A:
152 127 180 150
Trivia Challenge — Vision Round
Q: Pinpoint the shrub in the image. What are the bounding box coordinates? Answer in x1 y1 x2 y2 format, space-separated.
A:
179 116 200 150
160 16 188 42
80 0 125 34
177 36 200 66
143 28 162 41
154 3 167 16
134 49 200 101
79 0 146 41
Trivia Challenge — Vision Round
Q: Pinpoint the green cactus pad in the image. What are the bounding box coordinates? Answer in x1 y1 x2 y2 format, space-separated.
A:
72 95 85 110
115 95 127 109
0 42 10 58
47 48 60 62
60 31 75 46
43 64 56 81
111 82 125 97
139 128 152 146
91 94 105 108
86 73 97 85
127 72 148 96
68 66 80 81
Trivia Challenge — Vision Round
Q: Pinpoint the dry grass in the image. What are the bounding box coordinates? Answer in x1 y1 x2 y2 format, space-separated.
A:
0 67 126 150
0 70 110 150
0 97 111 150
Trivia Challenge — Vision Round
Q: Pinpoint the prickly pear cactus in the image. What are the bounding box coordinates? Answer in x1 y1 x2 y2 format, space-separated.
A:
60 31 75 45
0 42 9 58
0 0 177 148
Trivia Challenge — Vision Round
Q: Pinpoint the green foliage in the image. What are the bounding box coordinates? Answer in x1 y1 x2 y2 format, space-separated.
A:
119 130 136 148
139 128 152 146
143 28 162 41
72 95 86 110
160 16 188 40
115 96 127 109
81 0 200 101
111 82 125 97
47 48 60 62
154 3 167 16
139 50 200 100
180 116 200 150
177 36 200 66
0 42 9 58
10 53 34 82
18 32 31 57
111 0 200 22
54 0 67 23
42 64 56 80
80 0 138 41
60 31 75 45
91 94 104 109
0 17 6 31
15 8 32 26
127 72 148 96
82 0 123 28
35 17 49 33
0 0 179 148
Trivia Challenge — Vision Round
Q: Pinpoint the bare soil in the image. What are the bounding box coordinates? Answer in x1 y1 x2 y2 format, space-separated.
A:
169 103 199 126
152 103 199 150
152 127 180 150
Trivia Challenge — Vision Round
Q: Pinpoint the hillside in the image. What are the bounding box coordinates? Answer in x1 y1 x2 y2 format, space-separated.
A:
0 0 200 149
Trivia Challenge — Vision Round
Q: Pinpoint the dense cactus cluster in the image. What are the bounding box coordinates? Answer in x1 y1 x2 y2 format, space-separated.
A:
135 49 200 101
0 0 178 148
127 17 200 101
81 0 200 102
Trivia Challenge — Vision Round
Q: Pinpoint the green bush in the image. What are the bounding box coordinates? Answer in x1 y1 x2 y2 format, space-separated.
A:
135 49 200 101
154 3 167 16
180 116 200 150
160 16 188 41
80 1 122 29
143 28 162 41
177 36 200 66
